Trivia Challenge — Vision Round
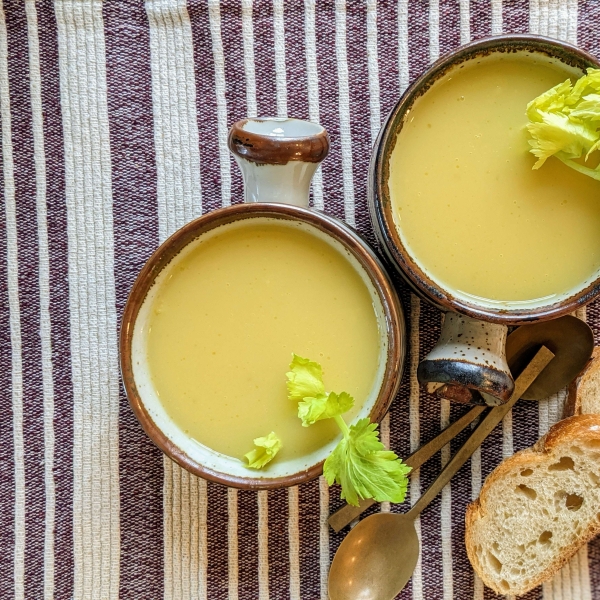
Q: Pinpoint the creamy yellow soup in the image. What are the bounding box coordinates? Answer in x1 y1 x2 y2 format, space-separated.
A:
146 221 381 461
389 54 600 304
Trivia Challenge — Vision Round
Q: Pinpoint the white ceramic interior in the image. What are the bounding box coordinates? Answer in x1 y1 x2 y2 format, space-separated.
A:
131 216 389 482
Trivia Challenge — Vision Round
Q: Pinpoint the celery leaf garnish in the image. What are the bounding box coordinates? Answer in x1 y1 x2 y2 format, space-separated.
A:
324 417 412 507
244 432 282 469
526 67 600 180
287 354 410 506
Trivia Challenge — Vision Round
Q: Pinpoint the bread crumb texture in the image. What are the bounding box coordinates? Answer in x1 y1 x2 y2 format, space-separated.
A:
465 415 600 596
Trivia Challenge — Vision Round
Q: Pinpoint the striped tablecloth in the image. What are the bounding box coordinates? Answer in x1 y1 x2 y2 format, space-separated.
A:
1 1 600 598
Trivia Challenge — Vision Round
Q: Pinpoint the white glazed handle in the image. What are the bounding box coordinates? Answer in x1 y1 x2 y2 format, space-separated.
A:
417 312 514 406
228 117 329 207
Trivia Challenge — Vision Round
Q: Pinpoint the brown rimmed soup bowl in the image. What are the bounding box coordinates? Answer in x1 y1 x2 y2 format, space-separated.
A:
120 118 405 490
369 35 600 405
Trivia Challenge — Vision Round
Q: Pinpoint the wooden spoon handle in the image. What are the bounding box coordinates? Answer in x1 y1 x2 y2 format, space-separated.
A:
407 346 554 519
327 404 487 532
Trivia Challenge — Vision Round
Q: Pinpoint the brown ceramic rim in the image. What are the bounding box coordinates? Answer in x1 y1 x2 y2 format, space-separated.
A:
371 34 600 325
228 118 330 165
120 203 405 490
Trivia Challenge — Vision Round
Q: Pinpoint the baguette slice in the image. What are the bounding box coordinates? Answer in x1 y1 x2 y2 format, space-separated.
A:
564 347 600 418
465 415 600 596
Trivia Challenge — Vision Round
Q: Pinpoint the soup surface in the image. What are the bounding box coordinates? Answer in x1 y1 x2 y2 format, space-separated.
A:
389 54 600 305
146 221 381 461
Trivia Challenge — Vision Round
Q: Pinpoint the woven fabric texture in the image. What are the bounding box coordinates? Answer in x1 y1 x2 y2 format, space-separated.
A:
1 1 600 598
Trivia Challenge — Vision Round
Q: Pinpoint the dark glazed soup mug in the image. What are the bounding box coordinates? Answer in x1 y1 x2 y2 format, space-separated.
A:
121 118 406 489
369 35 600 406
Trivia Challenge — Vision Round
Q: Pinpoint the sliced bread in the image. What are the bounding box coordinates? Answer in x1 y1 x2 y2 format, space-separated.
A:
564 347 600 417
465 415 600 596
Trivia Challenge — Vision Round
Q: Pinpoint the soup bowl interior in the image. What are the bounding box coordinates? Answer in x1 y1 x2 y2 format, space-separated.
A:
371 34 600 325
121 203 405 489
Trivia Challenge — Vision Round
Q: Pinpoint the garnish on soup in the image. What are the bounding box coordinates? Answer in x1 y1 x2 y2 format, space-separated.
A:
244 432 282 469
526 68 600 180
287 354 411 506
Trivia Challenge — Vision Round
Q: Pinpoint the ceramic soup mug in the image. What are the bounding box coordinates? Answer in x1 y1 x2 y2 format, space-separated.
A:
369 35 600 406
120 117 405 489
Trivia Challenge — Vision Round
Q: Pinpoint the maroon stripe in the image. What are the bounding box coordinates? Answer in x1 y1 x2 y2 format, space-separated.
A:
407 0 429 84
188 0 224 214
282 2 308 121
439 0 461 57
236 490 260 598
4 3 45 596
36 2 74 596
346 4 375 243
102 1 163 597
220 1 246 205
205 484 228 600
503 0 530 34
314 1 344 222
471 0 492 40
252 0 277 118
0 22 14 598
377 0 400 116
267 488 290 599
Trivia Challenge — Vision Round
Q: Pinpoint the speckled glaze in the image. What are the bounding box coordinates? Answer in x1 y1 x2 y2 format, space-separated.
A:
120 118 406 489
369 35 600 405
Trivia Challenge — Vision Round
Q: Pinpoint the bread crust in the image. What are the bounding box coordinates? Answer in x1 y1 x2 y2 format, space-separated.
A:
564 346 600 418
465 415 600 596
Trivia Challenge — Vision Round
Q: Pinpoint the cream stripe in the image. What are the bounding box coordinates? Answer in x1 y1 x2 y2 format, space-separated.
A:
273 0 287 118
491 0 503 34
566 0 577 45
0 2 25 597
303 0 324 211
319 476 330 600
334 0 355 227
145 1 206 598
440 398 453 599
54 1 120 597
409 294 423 600
258 490 269 600
25 1 56 597
459 0 470 44
227 488 239 600
429 0 439 63
530 0 540 34
208 0 231 207
398 0 409 93
366 0 380 144
241 0 257 118
288 487 300 600
502 410 513 458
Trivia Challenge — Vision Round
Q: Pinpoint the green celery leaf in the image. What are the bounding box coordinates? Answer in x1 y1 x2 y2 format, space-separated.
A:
286 354 326 402
323 418 412 507
526 68 600 178
526 78 572 122
244 432 282 469
297 390 355 427
526 110 598 168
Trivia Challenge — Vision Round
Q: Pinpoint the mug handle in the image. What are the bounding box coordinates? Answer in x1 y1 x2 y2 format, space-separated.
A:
228 118 329 208
417 312 514 406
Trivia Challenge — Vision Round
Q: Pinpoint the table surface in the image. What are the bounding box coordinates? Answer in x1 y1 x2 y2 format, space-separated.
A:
1 1 600 599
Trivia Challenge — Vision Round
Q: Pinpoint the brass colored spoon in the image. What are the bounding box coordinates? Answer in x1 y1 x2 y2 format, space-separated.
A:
328 346 554 600
328 315 593 531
